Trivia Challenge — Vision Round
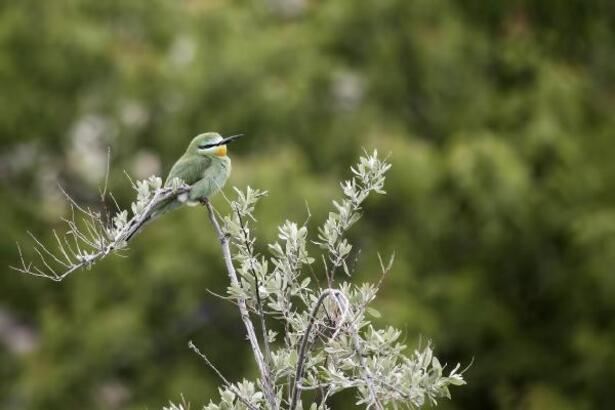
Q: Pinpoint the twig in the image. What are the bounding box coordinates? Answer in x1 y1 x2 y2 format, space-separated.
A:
322 255 331 289
12 184 190 281
99 146 111 200
188 341 259 410
203 200 278 410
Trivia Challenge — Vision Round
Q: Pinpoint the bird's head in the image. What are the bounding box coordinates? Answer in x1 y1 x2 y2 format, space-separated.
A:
187 132 243 158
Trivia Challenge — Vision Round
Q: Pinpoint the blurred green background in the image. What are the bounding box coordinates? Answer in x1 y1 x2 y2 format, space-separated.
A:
2 0 615 409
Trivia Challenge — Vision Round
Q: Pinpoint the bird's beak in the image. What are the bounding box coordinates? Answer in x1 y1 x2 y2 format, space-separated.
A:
214 134 242 156
221 133 244 145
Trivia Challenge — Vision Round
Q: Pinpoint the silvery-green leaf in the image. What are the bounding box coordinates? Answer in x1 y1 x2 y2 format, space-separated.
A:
366 307 381 318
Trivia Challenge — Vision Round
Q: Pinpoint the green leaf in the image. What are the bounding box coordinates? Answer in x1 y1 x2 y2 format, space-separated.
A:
366 307 382 318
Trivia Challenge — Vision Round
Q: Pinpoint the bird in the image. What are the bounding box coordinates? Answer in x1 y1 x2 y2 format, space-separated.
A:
125 132 242 240
161 131 242 211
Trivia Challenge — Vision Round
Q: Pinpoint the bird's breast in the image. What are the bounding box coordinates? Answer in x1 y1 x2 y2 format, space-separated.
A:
206 158 231 190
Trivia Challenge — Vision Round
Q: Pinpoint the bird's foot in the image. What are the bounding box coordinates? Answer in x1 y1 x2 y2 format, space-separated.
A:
199 197 210 206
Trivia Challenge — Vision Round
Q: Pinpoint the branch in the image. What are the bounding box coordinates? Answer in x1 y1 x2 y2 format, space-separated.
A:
350 333 384 410
315 150 392 283
288 288 382 410
289 288 349 410
203 200 278 410
188 341 259 410
11 178 190 281
235 209 273 367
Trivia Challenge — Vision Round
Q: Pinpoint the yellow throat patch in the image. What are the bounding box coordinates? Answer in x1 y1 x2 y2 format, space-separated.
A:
215 145 227 157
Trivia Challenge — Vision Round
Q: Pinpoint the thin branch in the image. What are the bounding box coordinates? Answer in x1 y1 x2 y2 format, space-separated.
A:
291 293 384 410
376 252 394 291
350 332 384 410
349 252 395 330
12 183 190 281
57 184 95 217
109 192 122 213
123 169 136 189
289 288 349 410
203 200 278 410
235 209 273 367
27 231 70 268
188 341 259 410
188 341 231 385
99 146 111 200
52 229 73 266
205 288 241 307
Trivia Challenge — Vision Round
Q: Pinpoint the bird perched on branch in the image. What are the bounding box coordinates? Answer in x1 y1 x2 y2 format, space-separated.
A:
160 132 242 212
126 132 242 240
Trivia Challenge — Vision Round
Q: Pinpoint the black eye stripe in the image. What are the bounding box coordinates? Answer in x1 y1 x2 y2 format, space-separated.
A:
198 141 224 149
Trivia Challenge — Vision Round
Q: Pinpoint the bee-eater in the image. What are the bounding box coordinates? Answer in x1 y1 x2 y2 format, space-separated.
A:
126 132 242 240
161 132 242 210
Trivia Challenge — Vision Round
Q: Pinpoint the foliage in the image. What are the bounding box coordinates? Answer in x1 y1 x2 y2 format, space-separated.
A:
2 0 615 409
12 150 467 409
173 152 465 409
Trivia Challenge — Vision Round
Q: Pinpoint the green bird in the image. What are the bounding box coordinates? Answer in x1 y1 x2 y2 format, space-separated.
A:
162 131 242 210
126 132 242 240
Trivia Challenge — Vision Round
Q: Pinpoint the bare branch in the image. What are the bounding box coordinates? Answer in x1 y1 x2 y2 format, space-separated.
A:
12 179 190 281
27 231 70 269
188 341 259 410
99 146 111 200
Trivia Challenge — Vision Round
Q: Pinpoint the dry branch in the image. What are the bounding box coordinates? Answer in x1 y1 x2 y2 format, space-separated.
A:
11 177 190 281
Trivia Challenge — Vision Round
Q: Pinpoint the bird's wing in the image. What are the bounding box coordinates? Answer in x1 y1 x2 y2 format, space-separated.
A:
164 155 211 186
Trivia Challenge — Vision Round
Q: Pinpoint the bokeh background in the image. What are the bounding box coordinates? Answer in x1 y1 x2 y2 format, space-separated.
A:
2 0 615 409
